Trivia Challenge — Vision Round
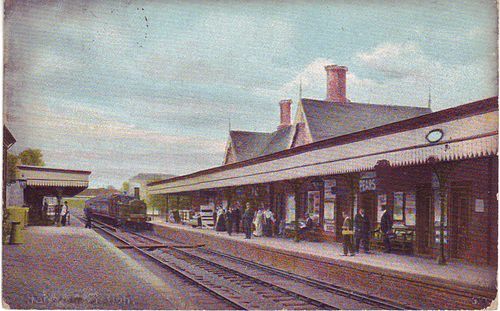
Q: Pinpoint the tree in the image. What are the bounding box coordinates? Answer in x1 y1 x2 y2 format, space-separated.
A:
121 181 130 193
18 148 45 166
6 153 19 183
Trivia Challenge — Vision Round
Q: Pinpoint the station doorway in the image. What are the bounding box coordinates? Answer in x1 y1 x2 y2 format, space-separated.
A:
450 187 470 260
359 192 377 225
416 187 434 255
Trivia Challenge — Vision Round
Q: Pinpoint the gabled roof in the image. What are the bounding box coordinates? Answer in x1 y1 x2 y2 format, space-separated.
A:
229 126 296 163
3 126 16 149
300 99 431 141
147 96 498 192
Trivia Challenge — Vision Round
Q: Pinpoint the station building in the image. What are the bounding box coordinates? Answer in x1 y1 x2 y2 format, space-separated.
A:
148 65 498 266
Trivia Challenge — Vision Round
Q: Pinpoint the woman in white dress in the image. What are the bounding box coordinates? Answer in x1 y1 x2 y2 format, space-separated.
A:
253 208 264 237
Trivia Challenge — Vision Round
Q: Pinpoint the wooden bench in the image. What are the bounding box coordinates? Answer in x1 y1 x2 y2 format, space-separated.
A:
370 227 414 254
283 222 324 242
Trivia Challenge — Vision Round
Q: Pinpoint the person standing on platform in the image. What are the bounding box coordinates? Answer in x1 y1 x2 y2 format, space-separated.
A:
341 211 355 256
42 201 48 220
263 208 275 237
61 201 69 226
226 207 233 236
380 205 393 253
215 206 226 232
253 207 264 237
83 206 92 229
54 204 62 225
354 208 371 253
242 203 254 239
232 202 241 234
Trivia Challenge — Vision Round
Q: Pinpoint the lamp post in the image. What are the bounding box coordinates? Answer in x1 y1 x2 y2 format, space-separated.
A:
294 180 302 242
427 156 449 265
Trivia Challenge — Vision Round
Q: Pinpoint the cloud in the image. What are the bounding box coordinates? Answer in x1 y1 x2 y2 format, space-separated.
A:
279 43 497 109
280 58 332 98
356 42 429 80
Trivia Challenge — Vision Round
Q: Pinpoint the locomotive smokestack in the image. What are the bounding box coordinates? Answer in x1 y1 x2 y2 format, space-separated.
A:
134 187 140 199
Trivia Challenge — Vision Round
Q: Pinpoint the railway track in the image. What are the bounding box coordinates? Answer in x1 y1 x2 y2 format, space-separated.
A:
82 216 408 310
135 230 410 310
76 216 239 310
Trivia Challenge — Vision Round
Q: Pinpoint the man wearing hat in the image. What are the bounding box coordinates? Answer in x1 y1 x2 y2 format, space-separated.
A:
380 205 393 253
341 211 355 256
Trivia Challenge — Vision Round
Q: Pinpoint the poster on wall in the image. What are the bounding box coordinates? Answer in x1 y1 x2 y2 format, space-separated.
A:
393 192 404 221
475 199 485 212
405 192 416 226
324 194 336 233
285 194 295 223
377 193 387 222
307 191 321 221
324 179 336 200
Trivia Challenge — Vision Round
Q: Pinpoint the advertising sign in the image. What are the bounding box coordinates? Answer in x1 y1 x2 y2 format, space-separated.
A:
405 192 416 226
324 179 336 200
393 192 404 221
285 193 295 223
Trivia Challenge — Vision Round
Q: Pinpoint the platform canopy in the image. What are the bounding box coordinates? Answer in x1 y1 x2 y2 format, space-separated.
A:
17 165 91 197
148 97 498 195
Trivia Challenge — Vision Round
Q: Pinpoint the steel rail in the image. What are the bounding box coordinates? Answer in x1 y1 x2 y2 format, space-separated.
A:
133 230 410 310
86 217 342 309
76 216 245 310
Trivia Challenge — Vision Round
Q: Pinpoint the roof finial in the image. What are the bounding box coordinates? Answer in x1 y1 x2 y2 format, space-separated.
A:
299 79 303 99
427 85 432 110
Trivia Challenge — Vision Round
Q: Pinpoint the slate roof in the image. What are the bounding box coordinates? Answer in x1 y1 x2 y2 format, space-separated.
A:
226 99 431 163
230 125 296 162
301 99 432 141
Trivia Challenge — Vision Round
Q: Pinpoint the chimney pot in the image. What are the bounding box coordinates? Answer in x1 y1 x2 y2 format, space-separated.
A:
278 99 292 130
325 65 348 103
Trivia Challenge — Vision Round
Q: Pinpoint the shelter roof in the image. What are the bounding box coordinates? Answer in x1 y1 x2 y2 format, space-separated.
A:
17 165 91 189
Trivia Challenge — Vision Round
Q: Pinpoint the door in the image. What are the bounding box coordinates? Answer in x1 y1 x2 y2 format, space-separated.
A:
360 193 377 226
450 188 470 260
416 188 433 254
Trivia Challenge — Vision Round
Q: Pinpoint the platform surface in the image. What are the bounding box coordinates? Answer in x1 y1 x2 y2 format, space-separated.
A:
2 218 176 309
150 220 497 290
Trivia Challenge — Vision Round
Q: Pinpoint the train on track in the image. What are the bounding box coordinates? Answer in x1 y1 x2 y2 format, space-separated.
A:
85 194 150 229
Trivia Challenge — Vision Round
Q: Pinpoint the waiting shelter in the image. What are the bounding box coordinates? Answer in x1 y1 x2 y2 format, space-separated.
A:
15 165 91 222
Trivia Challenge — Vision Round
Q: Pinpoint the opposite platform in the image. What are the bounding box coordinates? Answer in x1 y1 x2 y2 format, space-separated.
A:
2 219 176 309
150 220 497 309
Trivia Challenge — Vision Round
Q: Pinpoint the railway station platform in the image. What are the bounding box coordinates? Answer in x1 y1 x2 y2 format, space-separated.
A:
149 221 498 309
2 218 177 309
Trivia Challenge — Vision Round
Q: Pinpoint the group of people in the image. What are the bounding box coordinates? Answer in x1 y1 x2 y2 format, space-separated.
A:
341 205 393 256
213 202 278 239
42 201 71 226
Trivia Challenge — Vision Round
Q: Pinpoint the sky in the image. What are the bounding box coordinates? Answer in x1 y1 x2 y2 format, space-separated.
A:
4 0 498 187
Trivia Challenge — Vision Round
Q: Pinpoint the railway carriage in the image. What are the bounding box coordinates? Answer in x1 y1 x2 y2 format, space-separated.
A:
85 194 150 229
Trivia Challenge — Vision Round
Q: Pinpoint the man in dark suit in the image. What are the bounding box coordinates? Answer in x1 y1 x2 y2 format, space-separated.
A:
380 205 393 253
232 202 241 233
242 203 254 239
354 208 371 253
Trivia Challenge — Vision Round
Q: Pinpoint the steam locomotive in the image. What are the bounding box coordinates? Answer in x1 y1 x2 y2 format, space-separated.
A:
85 194 150 229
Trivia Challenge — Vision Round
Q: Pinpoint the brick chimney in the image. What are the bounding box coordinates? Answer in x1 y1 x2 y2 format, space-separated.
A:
278 99 292 130
325 65 348 103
